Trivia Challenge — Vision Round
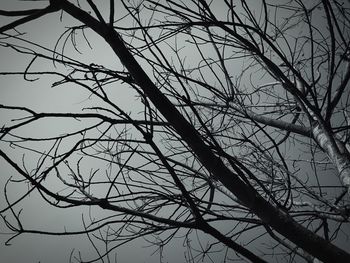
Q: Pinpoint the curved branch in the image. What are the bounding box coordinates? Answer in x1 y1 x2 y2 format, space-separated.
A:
0 3 61 34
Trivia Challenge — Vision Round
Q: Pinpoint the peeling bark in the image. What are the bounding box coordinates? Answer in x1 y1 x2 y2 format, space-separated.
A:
312 124 350 194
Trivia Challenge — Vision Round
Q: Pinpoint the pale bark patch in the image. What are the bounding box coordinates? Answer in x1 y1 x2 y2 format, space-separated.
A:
313 124 350 194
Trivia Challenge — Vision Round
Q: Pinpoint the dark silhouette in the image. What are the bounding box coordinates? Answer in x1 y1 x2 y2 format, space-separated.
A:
0 1 349 262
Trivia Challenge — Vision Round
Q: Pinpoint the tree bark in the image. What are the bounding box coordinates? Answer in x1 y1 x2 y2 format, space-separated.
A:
313 123 350 195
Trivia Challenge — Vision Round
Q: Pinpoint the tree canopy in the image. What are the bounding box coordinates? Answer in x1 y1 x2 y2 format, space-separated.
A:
1 1 350 262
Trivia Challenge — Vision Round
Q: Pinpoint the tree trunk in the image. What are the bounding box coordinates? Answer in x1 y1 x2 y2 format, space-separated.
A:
313 123 350 195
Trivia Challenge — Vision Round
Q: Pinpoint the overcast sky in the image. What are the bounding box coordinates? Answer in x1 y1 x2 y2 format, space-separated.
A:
1 1 349 263
0 1 159 262
0 1 222 262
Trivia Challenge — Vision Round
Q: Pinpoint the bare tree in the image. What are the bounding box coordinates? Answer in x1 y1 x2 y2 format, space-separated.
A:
1 1 350 262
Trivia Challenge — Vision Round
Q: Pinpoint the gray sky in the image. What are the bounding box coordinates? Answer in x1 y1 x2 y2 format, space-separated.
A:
0 1 213 262
1 1 350 263
0 1 151 262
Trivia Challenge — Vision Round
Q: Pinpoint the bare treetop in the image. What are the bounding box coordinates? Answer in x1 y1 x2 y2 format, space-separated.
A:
0 1 350 262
